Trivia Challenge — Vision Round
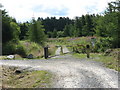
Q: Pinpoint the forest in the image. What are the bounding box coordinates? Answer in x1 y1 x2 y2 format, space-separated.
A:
1 0 120 56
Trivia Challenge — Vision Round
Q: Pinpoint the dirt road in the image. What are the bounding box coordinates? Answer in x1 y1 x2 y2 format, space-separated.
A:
0 47 118 88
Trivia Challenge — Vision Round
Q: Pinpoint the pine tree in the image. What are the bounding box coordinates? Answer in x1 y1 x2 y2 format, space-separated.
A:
29 19 46 45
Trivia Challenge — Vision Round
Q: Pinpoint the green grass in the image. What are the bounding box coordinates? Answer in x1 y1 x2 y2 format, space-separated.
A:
48 37 91 46
73 53 119 71
20 40 44 59
31 71 52 88
3 69 53 88
0 56 6 60
73 53 86 59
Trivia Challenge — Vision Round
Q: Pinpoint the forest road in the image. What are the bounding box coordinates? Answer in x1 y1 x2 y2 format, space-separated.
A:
0 46 119 88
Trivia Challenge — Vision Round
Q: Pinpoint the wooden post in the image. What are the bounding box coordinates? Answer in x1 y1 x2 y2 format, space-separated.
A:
86 45 90 58
73 47 75 52
44 47 48 59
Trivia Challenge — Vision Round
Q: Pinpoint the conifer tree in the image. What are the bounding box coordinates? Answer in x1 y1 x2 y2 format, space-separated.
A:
29 19 46 45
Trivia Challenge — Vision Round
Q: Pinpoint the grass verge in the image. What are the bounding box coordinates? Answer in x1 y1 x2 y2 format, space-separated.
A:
2 66 53 88
73 53 119 71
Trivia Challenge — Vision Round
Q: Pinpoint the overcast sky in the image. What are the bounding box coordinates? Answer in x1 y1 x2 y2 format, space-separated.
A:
1 0 115 22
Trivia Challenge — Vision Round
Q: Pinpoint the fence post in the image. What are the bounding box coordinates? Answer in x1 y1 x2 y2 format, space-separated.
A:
86 44 90 58
44 46 48 59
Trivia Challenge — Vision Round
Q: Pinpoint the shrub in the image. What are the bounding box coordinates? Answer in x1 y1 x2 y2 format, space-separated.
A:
15 44 27 57
2 41 27 57
2 42 16 55
93 37 113 52
72 44 86 53
20 41 44 58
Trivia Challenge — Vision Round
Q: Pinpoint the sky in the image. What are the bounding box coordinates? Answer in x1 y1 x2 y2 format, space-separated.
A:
0 0 115 22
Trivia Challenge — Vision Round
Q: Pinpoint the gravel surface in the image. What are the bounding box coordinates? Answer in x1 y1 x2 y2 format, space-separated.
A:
0 47 119 88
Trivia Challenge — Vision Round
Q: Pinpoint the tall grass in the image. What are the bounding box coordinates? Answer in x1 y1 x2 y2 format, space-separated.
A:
20 40 44 58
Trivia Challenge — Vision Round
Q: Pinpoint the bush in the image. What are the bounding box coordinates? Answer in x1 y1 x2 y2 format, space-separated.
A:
93 37 113 52
15 44 27 57
20 41 44 58
2 41 27 57
72 44 86 53
2 42 16 55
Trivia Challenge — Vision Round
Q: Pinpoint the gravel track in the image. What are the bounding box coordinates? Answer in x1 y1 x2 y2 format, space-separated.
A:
0 47 119 88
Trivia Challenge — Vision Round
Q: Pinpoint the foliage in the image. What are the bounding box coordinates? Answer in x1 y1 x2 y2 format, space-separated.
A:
63 24 79 37
49 37 114 53
52 29 57 38
28 19 47 45
20 41 44 58
2 10 20 43
2 42 16 55
94 0 120 48
63 14 95 37
42 17 73 34
15 44 27 57
2 9 23 56
19 22 29 40
57 31 64 38
10 22 20 40
94 37 113 52
72 45 86 53
63 24 71 36
2 41 27 57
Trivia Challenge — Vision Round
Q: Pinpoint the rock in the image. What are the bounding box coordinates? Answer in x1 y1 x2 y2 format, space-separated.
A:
27 54 33 59
15 70 22 74
6 55 15 59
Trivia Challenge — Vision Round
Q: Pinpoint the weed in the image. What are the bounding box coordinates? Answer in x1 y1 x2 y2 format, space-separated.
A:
20 41 44 59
